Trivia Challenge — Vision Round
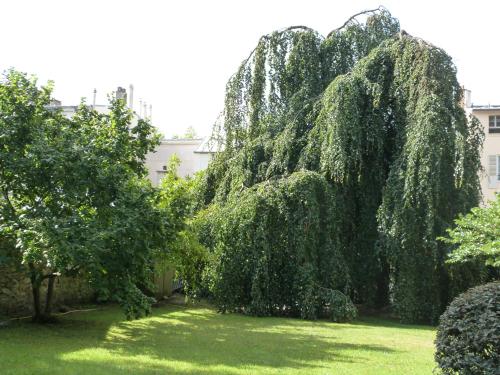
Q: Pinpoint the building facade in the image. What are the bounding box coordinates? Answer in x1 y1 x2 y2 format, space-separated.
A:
465 91 500 203
49 88 217 186
145 137 214 186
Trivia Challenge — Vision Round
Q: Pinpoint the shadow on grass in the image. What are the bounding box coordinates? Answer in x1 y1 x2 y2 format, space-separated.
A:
0 304 405 375
351 316 437 332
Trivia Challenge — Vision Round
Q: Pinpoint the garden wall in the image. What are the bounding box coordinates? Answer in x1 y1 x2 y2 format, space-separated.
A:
154 267 176 298
0 265 93 317
1 264 177 317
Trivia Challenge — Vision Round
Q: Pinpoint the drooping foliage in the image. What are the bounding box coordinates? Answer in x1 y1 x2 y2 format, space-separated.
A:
196 8 484 323
198 171 355 321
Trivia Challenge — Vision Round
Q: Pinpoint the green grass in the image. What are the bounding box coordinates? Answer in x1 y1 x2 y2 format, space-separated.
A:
0 303 436 374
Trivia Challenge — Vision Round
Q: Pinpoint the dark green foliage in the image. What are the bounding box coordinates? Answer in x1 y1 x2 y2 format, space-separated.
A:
0 70 169 320
321 289 358 322
197 9 483 323
200 171 354 321
435 282 500 374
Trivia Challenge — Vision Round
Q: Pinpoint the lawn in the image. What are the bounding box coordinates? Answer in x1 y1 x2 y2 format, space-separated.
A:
0 302 436 374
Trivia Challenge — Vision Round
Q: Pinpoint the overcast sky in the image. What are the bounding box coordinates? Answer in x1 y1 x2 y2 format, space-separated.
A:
1 0 499 137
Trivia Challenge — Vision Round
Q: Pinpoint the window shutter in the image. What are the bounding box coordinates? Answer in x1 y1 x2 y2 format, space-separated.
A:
488 155 498 187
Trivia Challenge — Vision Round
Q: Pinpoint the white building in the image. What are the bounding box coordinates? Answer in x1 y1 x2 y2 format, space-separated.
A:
48 86 143 123
48 87 217 187
145 137 216 185
464 90 500 203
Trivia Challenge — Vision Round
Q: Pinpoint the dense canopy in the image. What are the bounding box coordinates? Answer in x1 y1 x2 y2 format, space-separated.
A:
0 70 168 321
195 8 484 323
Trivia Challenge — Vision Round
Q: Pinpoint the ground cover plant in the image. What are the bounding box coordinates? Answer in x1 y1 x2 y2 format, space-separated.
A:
0 303 436 375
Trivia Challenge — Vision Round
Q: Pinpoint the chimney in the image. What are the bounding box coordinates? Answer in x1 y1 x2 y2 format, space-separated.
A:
464 89 472 108
128 84 134 110
92 88 97 108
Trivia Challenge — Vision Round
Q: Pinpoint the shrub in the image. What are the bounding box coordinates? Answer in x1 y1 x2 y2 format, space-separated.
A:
199 171 353 321
320 289 358 322
435 281 500 374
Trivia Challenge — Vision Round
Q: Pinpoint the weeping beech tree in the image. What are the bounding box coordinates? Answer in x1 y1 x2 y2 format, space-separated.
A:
196 8 483 323
199 171 354 320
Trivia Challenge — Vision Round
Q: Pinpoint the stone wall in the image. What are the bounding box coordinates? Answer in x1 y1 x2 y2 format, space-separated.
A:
0 265 93 317
1 264 176 317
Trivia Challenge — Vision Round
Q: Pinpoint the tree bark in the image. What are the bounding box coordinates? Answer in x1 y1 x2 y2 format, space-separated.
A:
29 263 42 322
375 255 390 308
44 275 56 317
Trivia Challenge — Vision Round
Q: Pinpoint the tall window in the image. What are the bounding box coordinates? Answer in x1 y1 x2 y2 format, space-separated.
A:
486 155 500 188
489 155 500 186
498 155 500 182
489 115 500 133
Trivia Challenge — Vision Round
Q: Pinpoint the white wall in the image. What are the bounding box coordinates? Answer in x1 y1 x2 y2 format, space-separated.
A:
145 139 213 185
472 109 500 204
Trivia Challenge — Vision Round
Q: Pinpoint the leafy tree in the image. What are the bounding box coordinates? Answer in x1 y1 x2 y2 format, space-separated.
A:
184 126 198 139
441 194 500 268
156 155 208 297
172 126 198 140
0 70 168 321
196 8 483 323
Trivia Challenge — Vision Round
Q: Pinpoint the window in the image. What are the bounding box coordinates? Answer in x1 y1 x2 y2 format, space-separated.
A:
489 115 500 133
498 155 500 182
156 170 166 185
488 155 500 186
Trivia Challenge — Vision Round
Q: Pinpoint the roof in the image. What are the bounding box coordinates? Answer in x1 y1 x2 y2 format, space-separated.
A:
47 104 109 110
46 104 143 122
194 137 220 154
160 138 204 146
470 104 500 111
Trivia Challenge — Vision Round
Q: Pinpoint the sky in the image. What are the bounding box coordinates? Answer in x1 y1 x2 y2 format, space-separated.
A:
1 0 499 138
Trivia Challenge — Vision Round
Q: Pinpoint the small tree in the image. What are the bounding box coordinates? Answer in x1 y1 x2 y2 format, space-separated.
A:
172 126 198 140
157 156 208 297
184 126 198 139
0 70 168 321
441 194 500 268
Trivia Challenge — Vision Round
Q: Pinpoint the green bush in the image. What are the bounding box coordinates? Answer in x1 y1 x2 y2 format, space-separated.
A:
320 289 358 322
199 171 354 321
435 281 500 374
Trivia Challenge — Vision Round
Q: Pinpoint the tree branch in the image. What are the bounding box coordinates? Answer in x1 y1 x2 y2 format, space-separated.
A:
41 272 61 280
1 188 19 221
228 7 387 91
327 6 385 38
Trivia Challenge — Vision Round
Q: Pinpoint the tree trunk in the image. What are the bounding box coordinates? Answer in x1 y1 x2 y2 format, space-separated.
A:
31 283 42 321
375 255 390 308
29 263 43 322
44 276 56 317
